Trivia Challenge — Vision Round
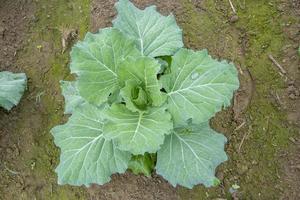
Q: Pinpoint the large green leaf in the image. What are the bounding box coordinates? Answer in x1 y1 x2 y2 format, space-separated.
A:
70 27 140 105
156 123 227 188
60 81 86 114
0 71 27 111
51 104 131 186
113 0 183 57
103 104 172 155
119 57 166 111
161 48 239 125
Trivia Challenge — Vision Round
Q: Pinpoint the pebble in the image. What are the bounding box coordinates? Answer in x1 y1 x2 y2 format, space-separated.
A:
16 182 22 188
236 163 248 175
287 85 296 92
289 93 297 100
230 15 239 23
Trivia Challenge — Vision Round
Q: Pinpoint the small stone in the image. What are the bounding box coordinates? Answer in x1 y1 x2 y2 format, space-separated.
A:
288 80 295 85
289 93 297 100
6 148 13 155
230 15 239 23
16 182 22 188
287 85 296 93
251 160 258 165
237 163 248 175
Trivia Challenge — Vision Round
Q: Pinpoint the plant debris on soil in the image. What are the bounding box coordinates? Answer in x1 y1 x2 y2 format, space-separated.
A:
0 0 299 200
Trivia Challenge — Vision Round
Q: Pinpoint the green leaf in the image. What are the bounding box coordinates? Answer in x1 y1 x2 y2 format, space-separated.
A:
107 89 122 105
51 104 131 186
128 153 156 177
103 104 173 155
60 81 86 114
121 81 149 112
70 27 140 106
0 71 27 111
156 123 227 188
161 48 239 125
156 57 170 74
119 57 166 111
131 85 148 109
113 0 183 57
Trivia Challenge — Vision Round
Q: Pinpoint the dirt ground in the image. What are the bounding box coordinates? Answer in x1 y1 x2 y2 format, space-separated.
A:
0 0 299 200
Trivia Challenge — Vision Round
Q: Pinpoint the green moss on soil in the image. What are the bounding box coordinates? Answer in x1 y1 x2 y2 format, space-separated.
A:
13 0 90 199
178 0 297 199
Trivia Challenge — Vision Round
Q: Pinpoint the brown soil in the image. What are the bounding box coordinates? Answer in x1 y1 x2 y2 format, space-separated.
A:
0 0 37 198
0 1 34 72
278 1 300 198
0 0 299 200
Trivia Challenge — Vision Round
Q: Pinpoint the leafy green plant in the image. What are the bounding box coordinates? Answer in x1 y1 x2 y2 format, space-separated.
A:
51 0 239 189
0 71 27 111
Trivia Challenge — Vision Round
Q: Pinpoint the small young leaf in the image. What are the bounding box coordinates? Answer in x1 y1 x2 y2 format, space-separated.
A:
103 103 172 155
121 80 149 112
0 71 27 111
51 104 131 186
156 123 227 188
131 86 148 108
70 27 140 106
128 153 156 177
161 48 239 125
113 0 183 57
118 57 166 111
60 81 86 114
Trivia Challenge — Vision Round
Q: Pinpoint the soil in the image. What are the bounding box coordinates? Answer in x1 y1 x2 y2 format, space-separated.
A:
0 0 299 200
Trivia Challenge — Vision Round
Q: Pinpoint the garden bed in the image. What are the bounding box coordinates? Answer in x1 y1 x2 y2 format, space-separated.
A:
0 0 299 199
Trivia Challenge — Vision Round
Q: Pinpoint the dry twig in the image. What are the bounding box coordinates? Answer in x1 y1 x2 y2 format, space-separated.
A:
4 165 20 175
236 64 244 75
268 54 286 75
228 0 237 14
234 120 246 131
238 125 252 153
